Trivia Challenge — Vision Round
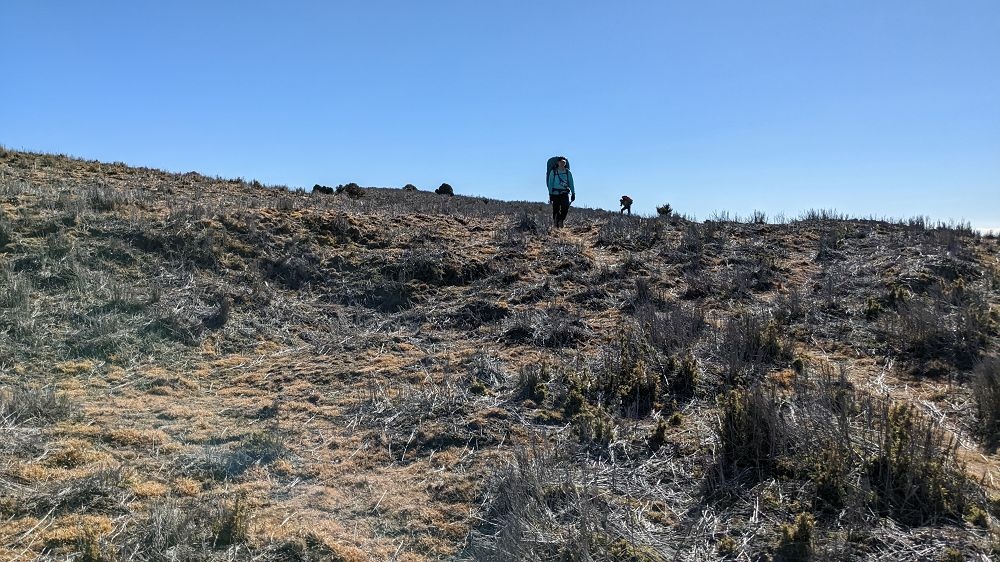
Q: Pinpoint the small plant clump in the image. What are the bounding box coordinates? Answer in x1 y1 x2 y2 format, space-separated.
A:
517 362 551 404
775 512 815 561
972 356 1000 446
648 418 668 452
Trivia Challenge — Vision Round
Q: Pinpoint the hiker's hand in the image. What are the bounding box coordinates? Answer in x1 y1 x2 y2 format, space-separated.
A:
571 194 576 203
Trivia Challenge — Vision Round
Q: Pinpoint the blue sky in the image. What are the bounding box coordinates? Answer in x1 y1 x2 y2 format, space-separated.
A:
3 1 998 230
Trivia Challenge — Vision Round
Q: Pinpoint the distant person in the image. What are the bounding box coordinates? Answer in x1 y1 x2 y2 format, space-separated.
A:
546 156 575 228
620 195 633 215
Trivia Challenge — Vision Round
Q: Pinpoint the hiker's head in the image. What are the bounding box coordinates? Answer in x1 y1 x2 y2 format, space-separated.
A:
557 159 567 168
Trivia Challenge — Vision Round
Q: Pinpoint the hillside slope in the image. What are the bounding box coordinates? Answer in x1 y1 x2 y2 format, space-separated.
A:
1 148 998 561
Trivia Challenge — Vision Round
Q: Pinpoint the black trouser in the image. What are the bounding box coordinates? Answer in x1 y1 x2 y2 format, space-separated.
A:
551 192 570 227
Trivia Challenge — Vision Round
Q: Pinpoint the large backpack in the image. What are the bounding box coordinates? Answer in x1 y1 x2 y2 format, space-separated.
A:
546 156 569 184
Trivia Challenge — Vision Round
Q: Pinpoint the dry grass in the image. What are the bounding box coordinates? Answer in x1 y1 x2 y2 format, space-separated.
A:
1 148 998 560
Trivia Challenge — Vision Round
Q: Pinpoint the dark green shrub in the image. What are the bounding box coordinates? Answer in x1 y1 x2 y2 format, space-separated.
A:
656 203 673 217
649 418 668 452
572 405 614 451
775 512 814 561
598 326 664 417
715 387 785 477
622 361 658 418
943 547 965 562
867 403 968 525
719 310 787 383
517 362 550 403
717 536 738 558
435 183 454 195
335 182 364 198
668 354 699 399
562 382 585 418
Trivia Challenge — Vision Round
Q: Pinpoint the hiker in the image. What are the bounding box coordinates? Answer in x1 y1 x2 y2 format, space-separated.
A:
620 195 633 215
546 156 575 228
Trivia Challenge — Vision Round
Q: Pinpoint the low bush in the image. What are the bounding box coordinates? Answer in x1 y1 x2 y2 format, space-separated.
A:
867 403 968 525
972 356 1000 447
597 326 665 417
884 292 992 370
596 216 661 250
635 299 705 354
719 310 787 383
501 307 589 348
572 405 614 451
668 354 699 399
715 386 786 478
113 495 251 559
465 440 660 561
335 182 364 198
0 384 77 425
712 372 981 526
0 215 12 247
517 362 551 403
775 512 815 561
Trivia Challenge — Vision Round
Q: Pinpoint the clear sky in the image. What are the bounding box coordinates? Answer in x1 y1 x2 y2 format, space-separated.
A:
3 1 998 230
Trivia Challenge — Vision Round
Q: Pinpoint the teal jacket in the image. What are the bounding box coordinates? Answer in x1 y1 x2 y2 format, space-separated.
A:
547 169 575 197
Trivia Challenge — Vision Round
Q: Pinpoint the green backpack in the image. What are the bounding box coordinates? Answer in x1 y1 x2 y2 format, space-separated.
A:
546 156 569 184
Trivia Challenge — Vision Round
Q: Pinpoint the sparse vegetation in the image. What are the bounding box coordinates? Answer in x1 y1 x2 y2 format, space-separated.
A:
1 149 997 560
972 357 1000 447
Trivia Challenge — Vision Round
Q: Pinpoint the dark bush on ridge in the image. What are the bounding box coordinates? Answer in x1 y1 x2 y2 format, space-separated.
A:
335 183 364 198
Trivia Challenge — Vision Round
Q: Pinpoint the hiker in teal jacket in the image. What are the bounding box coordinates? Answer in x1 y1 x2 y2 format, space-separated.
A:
547 158 575 228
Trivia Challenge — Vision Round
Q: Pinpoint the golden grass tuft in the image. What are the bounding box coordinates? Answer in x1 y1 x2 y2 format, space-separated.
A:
9 462 51 482
45 439 105 468
173 477 202 496
131 480 169 498
40 514 114 550
53 360 96 375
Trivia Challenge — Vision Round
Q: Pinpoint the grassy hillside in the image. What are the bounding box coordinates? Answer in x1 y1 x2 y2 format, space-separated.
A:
1 147 998 561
